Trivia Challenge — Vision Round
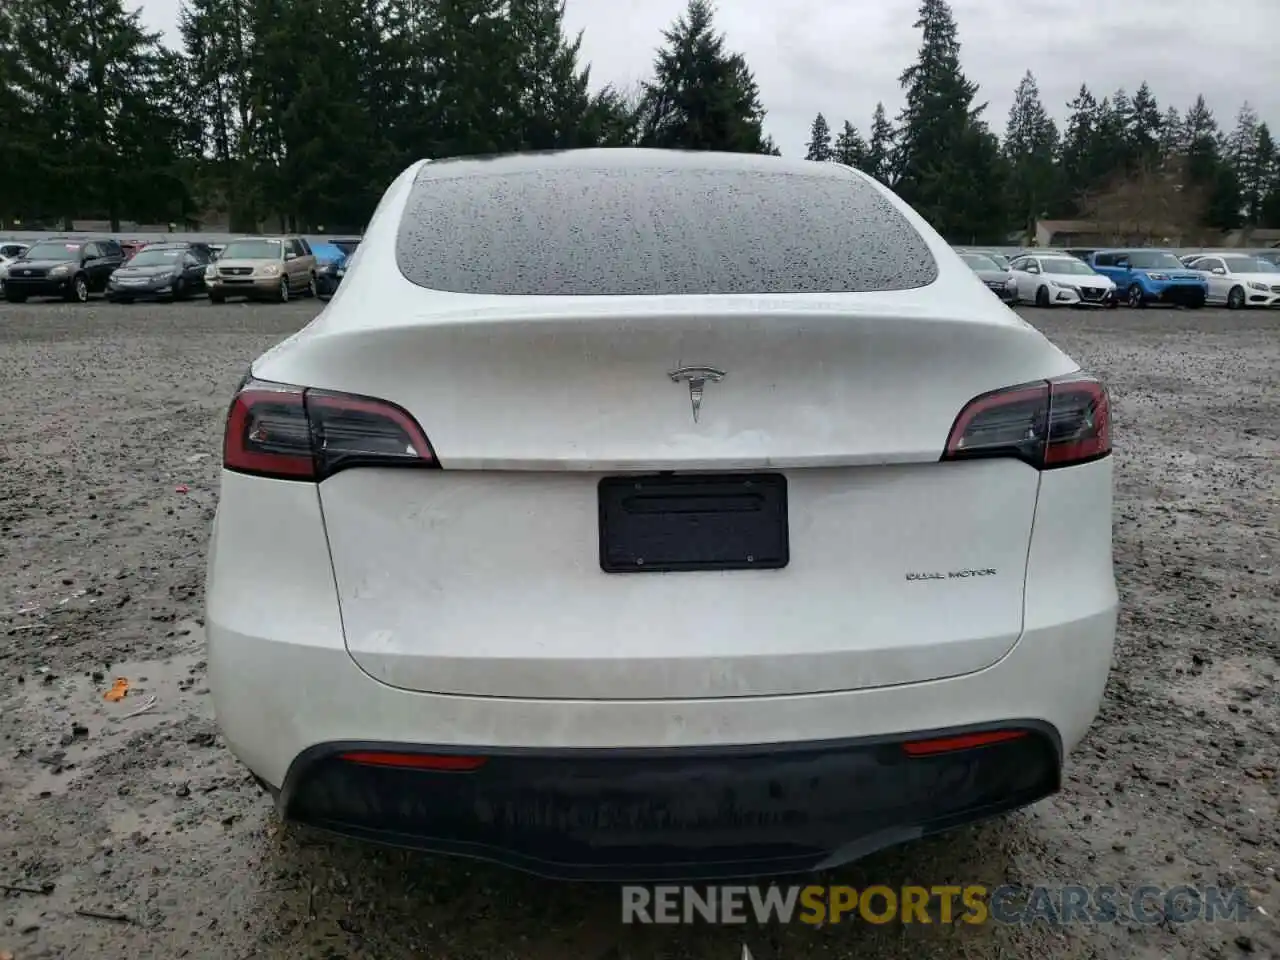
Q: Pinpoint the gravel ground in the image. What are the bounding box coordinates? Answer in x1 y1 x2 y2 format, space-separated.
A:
0 298 1276 960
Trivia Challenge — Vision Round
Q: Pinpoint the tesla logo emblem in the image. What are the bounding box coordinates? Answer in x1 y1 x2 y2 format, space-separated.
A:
669 365 726 422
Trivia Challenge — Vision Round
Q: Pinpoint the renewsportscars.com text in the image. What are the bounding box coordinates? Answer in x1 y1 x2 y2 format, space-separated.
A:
621 884 1251 926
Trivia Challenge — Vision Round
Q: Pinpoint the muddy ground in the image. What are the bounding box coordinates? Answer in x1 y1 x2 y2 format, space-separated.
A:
0 299 1276 960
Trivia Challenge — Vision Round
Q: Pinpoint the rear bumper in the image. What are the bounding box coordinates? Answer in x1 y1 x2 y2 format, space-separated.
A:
207 457 1117 877
276 725 1061 881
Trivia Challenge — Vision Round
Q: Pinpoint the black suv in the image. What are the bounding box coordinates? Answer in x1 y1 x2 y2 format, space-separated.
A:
4 238 126 303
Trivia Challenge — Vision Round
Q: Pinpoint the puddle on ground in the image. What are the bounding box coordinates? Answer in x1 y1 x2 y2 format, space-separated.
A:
8 621 211 800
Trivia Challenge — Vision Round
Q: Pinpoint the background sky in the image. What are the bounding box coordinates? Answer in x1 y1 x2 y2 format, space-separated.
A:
135 0 1280 157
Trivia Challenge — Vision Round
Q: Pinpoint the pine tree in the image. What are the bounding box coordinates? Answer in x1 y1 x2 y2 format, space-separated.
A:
8 0 180 228
582 85 641 147
0 2 34 223
805 112 833 161
866 102 893 183
1127 81 1162 166
1228 103 1262 223
8 0 82 223
638 0 774 154
1060 84 1098 207
1087 95 1129 185
503 0 596 151
1181 95 1239 231
1207 165 1244 231
1250 124 1277 225
1183 95 1218 181
1003 71 1059 240
1158 105 1184 160
176 0 259 228
832 121 867 169
892 0 1003 240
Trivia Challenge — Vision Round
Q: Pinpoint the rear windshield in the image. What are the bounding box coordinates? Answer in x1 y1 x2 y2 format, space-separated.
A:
396 162 938 295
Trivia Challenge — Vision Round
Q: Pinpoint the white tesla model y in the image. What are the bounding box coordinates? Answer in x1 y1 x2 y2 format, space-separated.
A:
205 149 1117 881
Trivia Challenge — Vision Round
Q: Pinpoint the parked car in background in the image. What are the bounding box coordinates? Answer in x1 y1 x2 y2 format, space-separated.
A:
0 241 30 294
311 241 349 300
1010 253 1116 307
958 251 1018 303
325 236 362 257
1087 249 1206 308
206 236 317 303
209 244 226 260
120 240 149 261
107 242 215 303
957 248 1011 271
3 237 126 303
1062 248 1097 262
1185 253 1280 309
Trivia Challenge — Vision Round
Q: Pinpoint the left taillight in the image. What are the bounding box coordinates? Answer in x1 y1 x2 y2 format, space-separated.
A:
223 376 438 482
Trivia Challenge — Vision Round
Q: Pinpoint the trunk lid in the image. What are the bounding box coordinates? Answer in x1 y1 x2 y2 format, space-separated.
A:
259 294 1075 700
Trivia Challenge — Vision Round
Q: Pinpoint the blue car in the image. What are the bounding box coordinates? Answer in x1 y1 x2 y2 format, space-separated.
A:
1088 249 1207 309
311 241 349 300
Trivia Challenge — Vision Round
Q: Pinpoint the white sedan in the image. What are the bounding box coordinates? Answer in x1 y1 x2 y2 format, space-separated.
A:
205 150 1118 881
1186 253 1280 308
1010 254 1117 307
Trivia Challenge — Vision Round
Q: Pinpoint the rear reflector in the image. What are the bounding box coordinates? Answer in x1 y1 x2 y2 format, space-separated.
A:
337 752 487 771
223 376 438 482
942 372 1111 470
901 730 1028 757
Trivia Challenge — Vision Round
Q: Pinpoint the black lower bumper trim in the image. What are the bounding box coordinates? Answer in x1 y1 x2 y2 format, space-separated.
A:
108 289 173 301
277 724 1062 881
5 280 71 298
1157 286 1206 307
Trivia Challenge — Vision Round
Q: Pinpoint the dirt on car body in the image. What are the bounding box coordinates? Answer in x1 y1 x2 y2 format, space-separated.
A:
0 301 1276 959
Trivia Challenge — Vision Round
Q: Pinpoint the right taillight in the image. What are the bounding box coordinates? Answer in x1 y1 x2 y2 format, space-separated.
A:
942 372 1111 470
223 376 438 481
